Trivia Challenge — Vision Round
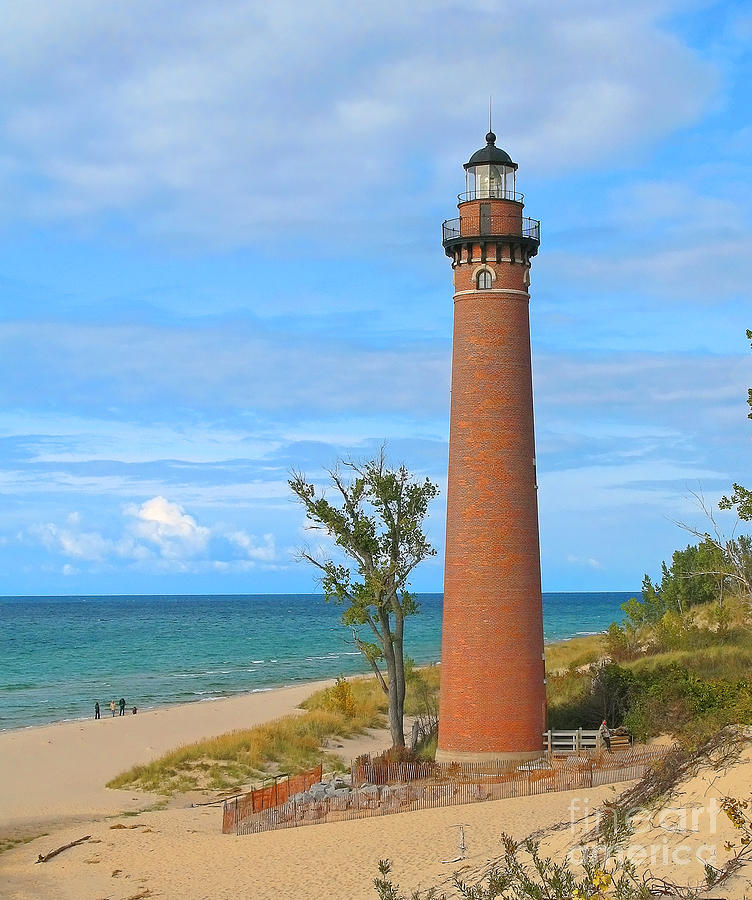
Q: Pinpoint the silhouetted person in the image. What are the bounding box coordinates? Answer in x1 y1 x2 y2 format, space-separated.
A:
132 706 138 715
119 697 126 716
94 701 100 720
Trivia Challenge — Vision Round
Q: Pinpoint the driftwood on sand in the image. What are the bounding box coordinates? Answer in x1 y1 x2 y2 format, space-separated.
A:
35 835 91 863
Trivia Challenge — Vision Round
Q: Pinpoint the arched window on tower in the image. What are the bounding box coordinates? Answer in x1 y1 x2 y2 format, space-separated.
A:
477 269 492 290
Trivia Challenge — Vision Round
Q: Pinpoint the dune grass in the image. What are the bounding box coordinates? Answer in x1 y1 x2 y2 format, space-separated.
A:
627 640 752 680
107 666 441 796
0 832 49 854
544 633 605 672
546 617 752 741
108 699 381 795
121 623 752 796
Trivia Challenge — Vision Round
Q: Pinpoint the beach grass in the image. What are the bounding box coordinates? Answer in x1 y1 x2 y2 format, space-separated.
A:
107 707 373 794
107 665 441 796
0 832 49 854
544 633 604 672
626 640 752 680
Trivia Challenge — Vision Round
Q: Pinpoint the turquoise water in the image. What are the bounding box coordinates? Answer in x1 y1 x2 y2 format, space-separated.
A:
0 592 634 731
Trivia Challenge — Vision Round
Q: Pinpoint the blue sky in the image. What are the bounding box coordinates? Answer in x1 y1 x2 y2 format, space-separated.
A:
1 0 751 595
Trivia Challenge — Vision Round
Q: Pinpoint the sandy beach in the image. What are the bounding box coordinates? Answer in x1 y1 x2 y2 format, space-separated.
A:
0 678 612 899
0 679 337 838
2 782 624 900
4 681 750 899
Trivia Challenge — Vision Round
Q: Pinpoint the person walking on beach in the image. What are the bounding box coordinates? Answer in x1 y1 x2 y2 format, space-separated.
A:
94 701 100 720
109 700 116 717
599 719 611 752
119 697 126 716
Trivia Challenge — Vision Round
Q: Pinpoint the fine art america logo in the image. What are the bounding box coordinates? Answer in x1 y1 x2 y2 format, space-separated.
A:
568 797 722 868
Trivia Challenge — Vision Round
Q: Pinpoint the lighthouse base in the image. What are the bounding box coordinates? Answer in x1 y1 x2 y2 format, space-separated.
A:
435 747 544 765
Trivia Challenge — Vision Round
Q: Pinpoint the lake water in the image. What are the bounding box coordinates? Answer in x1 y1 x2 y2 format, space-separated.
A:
0 591 635 730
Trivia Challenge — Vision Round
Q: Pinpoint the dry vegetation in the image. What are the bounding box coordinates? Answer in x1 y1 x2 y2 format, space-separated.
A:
107 666 441 796
546 597 752 744
544 633 604 673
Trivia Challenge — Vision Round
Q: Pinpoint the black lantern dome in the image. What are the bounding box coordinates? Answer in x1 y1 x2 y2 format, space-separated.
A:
464 131 518 171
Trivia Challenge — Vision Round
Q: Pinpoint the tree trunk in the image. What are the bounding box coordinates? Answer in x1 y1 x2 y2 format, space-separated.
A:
387 672 405 748
379 607 405 748
393 611 406 744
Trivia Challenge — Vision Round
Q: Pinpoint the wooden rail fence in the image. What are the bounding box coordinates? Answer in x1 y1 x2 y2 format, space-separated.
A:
542 729 632 754
224 747 667 836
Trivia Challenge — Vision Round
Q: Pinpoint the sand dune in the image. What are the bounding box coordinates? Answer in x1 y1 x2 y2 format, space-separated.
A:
0 679 605 899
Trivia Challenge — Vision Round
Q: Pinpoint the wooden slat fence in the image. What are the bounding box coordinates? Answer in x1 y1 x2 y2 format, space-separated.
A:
225 747 667 836
222 764 323 834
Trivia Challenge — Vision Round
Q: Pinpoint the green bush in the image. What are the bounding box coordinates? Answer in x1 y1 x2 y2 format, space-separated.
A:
604 622 638 661
548 648 752 743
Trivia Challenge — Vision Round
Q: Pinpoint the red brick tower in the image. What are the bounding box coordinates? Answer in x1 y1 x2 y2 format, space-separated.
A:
436 132 545 763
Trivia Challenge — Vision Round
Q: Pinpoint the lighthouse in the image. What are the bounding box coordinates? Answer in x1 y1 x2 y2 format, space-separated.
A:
436 131 546 763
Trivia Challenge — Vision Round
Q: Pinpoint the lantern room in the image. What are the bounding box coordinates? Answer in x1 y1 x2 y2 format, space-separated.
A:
463 131 518 201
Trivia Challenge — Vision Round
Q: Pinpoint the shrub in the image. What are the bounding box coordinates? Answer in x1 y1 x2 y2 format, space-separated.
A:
604 623 638 662
323 676 358 717
373 835 657 899
653 610 697 652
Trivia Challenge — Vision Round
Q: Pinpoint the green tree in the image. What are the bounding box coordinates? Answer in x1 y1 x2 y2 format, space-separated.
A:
720 329 752 521
622 574 666 629
658 540 725 615
625 538 746 633
289 452 439 748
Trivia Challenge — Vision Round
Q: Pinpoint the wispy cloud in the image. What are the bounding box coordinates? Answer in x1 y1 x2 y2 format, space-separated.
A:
0 320 450 416
0 1 716 244
566 555 603 570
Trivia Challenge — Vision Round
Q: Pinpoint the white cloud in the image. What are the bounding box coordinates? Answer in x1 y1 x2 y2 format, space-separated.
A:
566 554 603 570
32 521 113 561
0 1 717 243
124 495 209 558
227 530 276 562
26 496 284 573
